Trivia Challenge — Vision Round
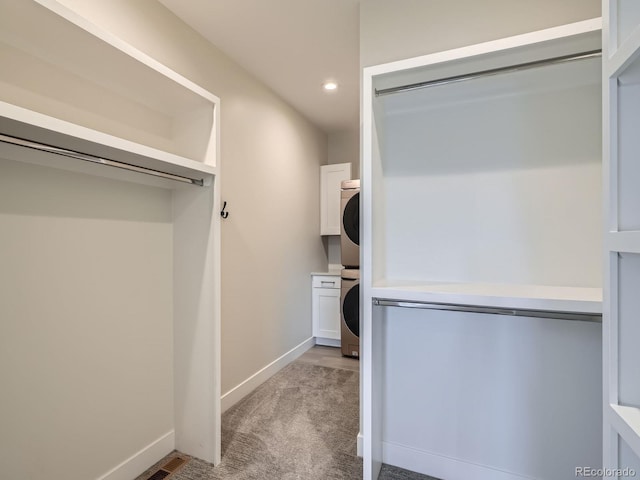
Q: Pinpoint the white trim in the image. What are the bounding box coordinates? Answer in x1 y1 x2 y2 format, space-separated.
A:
96 431 174 480
221 337 315 412
172 184 220 464
602 2 617 469
315 337 341 348
382 441 536 480
357 432 364 458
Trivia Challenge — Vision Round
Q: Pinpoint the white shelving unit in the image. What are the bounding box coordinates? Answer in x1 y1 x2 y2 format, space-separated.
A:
362 19 604 480
0 0 218 180
603 0 640 472
0 0 221 468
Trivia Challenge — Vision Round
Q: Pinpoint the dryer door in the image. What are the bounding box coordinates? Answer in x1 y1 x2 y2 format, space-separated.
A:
342 192 359 246
342 281 359 337
341 190 360 268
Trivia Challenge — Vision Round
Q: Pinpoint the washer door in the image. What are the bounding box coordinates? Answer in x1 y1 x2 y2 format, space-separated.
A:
342 192 359 246
342 283 359 337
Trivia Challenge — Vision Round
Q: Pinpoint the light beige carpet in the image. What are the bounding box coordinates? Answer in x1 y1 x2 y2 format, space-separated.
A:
137 361 435 480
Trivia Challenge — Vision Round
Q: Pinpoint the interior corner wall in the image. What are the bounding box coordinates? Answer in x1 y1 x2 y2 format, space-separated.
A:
326 129 360 266
328 129 360 179
0 160 174 480
29 0 328 474
360 0 601 67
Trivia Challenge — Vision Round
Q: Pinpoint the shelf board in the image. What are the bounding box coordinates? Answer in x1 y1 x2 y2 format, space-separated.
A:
370 18 601 93
609 404 640 460
370 281 602 315
607 231 640 254
0 102 216 189
606 21 640 80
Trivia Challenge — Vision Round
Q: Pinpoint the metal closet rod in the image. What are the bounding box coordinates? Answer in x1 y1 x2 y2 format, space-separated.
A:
374 49 602 97
0 133 204 186
373 298 602 323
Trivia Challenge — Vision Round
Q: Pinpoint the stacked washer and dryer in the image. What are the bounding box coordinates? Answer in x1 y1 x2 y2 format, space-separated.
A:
340 179 360 358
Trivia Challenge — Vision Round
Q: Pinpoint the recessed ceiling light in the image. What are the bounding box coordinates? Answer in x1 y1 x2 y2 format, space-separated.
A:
323 81 338 92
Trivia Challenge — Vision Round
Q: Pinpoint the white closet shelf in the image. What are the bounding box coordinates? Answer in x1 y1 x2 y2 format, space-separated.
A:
606 21 640 79
0 0 219 170
609 404 640 459
371 281 602 315
607 231 640 254
371 18 601 95
0 102 216 189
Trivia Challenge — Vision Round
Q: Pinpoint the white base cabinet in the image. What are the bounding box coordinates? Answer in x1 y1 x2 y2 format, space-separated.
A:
312 274 341 346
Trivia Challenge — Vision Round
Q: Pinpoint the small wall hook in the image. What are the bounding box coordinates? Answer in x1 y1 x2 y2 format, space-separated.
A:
220 201 229 219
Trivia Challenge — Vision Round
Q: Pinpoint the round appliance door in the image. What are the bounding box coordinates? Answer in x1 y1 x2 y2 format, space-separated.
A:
342 192 359 246
342 283 359 337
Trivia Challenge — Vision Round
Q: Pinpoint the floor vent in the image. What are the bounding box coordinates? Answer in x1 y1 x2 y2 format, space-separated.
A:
147 471 170 480
162 456 188 473
147 456 189 480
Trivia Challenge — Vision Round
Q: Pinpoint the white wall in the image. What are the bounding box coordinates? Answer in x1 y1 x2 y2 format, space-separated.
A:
0 160 174 480
378 75 602 287
360 0 601 67
329 129 360 179
2 0 328 478
381 307 602 480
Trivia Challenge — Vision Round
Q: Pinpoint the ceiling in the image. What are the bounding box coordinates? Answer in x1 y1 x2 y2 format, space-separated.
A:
158 0 361 135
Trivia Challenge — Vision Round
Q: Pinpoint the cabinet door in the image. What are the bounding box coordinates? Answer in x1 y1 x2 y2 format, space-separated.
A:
603 0 640 471
312 287 341 340
320 163 351 235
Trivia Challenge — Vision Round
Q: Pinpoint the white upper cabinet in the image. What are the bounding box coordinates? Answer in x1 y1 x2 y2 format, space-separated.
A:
320 163 351 235
603 0 640 471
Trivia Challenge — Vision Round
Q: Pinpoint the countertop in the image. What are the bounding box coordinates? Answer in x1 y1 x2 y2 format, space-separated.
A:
311 268 343 277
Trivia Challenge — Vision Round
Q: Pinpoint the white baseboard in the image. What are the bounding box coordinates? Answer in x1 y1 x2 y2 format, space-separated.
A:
382 441 535 480
221 337 315 412
315 337 341 347
357 432 363 457
96 430 175 480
